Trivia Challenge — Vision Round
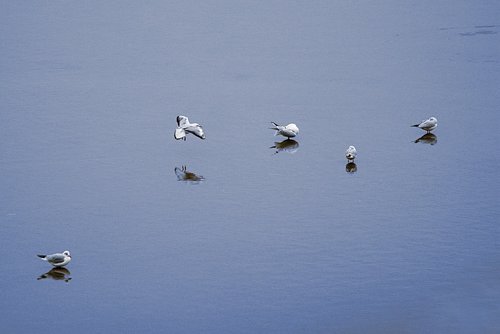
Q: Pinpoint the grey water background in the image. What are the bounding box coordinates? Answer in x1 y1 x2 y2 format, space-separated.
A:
1 1 499 333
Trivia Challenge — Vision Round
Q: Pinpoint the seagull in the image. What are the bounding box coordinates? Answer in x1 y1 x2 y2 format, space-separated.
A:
174 116 206 140
270 122 299 139
37 251 72 267
346 146 357 162
411 117 438 133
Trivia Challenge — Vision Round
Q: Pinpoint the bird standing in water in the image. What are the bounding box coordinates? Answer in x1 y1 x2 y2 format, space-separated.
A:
345 146 357 162
411 117 438 133
270 122 299 139
37 251 72 267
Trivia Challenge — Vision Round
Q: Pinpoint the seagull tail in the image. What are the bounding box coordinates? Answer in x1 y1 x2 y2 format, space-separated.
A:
411 124 419 127
269 122 280 130
37 254 47 260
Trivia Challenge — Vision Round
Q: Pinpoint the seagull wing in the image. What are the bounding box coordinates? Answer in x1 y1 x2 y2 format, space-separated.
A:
174 127 186 140
185 125 205 139
177 116 189 127
270 122 284 131
419 119 435 128
47 254 66 264
280 128 296 137
174 167 185 180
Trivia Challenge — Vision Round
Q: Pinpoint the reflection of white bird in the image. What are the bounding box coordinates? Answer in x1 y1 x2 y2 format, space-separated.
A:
346 162 357 173
270 139 299 154
174 116 206 140
37 267 72 282
411 117 438 133
346 146 357 161
174 166 204 183
37 251 71 267
414 133 437 145
270 122 299 139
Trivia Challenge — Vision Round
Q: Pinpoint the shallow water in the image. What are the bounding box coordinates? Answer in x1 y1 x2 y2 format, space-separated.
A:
1 1 499 333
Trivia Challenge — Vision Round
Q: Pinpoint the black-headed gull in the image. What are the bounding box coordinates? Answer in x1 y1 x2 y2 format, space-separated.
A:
411 117 438 133
346 146 357 161
174 115 206 140
270 122 299 139
37 251 71 267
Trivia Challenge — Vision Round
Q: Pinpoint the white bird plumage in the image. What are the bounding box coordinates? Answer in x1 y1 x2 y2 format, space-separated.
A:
270 122 299 139
174 115 206 140
346 146 357 161
37 250 72 267
412 117 438 133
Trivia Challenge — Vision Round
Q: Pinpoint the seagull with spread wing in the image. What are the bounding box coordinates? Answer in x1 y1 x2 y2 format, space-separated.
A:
174 115 206 140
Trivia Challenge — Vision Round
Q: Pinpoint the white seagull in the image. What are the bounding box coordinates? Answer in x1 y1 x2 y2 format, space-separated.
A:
270 122 299 139
411 117 438 133
174 115 206 140
37 251 72 267
346 146 357 161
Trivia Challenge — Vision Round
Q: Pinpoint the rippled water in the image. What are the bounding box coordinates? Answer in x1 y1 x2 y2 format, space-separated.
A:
1 1 499 333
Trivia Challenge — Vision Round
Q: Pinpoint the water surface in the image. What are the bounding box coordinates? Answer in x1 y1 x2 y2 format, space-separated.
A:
1 1 499 333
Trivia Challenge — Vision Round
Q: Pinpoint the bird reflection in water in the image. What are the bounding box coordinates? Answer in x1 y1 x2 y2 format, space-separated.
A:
270 139 300 154
414 133 437 145
346 162 357 173
174 166 204 183
37 267 72 283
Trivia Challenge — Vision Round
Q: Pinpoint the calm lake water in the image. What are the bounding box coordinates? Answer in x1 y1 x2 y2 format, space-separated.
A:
1 1 499 333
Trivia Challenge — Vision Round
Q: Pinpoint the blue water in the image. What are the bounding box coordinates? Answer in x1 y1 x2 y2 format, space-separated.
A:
1 1 499 333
